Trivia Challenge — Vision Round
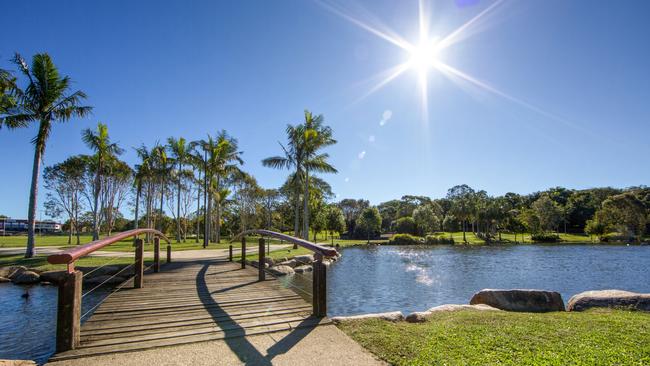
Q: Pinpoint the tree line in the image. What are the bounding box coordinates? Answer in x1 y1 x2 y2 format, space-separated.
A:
1 53 343 257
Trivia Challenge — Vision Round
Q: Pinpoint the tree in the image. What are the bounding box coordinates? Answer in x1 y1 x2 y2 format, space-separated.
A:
167 137 189 242
43 156 86 244
338 199 369 236
412 205 439 235
2 53 91 257
356 207 382 243
394 217 417 235
82 122 124 240
596 191 648 242
531 195 563 232
324 205 346 244
585 218 607 242
0 68 16 117
447 184 475 243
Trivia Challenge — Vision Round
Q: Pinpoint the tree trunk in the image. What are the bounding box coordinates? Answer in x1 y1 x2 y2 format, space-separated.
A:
216 176 221 243
176 161 182 243
293 181 300 249
159 178 164 232
462 220 467 243
25 144 42 258
134 181 141 229
302 169 309 241
196 168 201 243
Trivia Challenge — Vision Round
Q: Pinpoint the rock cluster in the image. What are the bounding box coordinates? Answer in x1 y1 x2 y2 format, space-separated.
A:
469 289 565 312
567 290 650 312
0 265 130 287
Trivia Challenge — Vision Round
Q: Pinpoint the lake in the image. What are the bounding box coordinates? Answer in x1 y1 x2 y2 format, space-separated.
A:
324 244 650 316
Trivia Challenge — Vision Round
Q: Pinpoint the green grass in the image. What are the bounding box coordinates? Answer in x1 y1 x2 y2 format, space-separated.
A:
338 309 650 365
0 253 159 272
419 231 596 245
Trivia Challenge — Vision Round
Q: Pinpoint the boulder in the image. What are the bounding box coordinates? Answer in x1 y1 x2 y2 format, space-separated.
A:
278 259 298 268
0 277 11 283
250 261 269 269
77 265 123 278
11 271 41 285
5 266 28 280
294 254 314 264
40 270 68 285
84 275 127 285
268 265 295 276
294 265 313 273
263 257 275 266
331 311 404 323
406 304 500 323
567 290 650 312
470 289 565 312
405 312 428 323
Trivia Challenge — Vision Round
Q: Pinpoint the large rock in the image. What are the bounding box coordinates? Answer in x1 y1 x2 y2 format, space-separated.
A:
11 271 41 285
5 266 28 280
263 257 275 266
278 259 298 268
268 265 295 276
250 261 269 269
470 289 565 312
40 270 68 285
331 311 404 323
405 304 500 323
567 290 650 312
77 265 123 278
294 254 314 264
0 277 11 283
294 265 313 273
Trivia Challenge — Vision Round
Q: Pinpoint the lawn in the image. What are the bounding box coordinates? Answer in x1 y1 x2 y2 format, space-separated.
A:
338 309 650 365
419 231 596 245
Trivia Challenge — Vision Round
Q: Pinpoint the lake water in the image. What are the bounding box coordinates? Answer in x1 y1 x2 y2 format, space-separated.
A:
0 284 107 364
325 244 650 316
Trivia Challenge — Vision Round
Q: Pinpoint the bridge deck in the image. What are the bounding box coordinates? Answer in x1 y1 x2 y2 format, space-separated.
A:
50 260 328 362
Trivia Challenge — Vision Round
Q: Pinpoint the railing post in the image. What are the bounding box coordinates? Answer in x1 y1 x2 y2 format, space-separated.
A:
258 238 266 281
153 237 160 273
167 243 172 263
312 253 327 317
229 245 233 262
134 238 144 288
241 237 246 269
56 270 82 352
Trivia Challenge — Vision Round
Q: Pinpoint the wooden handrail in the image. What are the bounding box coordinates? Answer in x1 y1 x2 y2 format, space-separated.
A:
231 229 338 257
48 228 170 272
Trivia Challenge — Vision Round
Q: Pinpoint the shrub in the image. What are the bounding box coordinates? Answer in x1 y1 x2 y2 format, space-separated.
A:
425 235 455 245
389 233 422 245
394 217 417 235
531 233 561 242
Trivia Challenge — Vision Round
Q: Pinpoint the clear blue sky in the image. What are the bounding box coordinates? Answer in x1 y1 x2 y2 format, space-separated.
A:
1 0 649 219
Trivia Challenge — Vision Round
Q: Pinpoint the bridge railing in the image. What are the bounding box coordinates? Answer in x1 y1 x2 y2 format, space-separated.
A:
231 229 338 317
47 228 171 352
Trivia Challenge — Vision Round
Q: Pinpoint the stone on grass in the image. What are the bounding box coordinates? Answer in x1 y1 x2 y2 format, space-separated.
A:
268 265 295 276
11 271 41 285
427 304 500 313
470 289 565 312
331 311 404 323
294 265 313 273
567 290 650 312
405 312 428 323
294 254 314 264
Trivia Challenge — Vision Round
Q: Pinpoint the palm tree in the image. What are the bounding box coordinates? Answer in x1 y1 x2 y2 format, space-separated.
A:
82 122 124 240
262 124 303 241
152 143 170 233
0 68 16 117
300 111 337 240
2 53 91 257
167 137 189 243
205 131 243 243
134 144 155 238
187 141 205 243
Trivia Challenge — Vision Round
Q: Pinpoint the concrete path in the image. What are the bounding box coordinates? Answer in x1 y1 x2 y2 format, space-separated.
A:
47 324 384 366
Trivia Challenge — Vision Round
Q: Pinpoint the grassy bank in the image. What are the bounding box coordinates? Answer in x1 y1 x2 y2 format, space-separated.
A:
338 309 650 365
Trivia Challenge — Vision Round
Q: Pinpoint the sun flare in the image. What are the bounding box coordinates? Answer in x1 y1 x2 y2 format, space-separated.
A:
408 38 441 76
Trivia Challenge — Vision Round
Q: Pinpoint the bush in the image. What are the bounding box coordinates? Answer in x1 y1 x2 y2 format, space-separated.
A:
389 233 422 245
394 217 417 235
601 234 635 243
425 235 455 245
531 233 561 242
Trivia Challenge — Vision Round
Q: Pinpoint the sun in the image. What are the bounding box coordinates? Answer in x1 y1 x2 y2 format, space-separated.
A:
408 38 441 75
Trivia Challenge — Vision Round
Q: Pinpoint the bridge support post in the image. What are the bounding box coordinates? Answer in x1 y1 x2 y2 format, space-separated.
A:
229 245 233 262
258 238 266 281
153 237 160 273
56 270 82 352
312 253 327 317
167 244 172 263
134 238 144 288
241 237 246 269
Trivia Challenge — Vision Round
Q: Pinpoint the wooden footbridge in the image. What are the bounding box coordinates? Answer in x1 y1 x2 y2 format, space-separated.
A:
46 229 336 362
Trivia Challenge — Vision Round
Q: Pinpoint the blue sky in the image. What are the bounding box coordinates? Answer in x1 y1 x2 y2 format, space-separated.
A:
1 0 649 219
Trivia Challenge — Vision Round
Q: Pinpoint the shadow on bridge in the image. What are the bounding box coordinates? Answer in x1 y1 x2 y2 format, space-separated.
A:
196 263 318 365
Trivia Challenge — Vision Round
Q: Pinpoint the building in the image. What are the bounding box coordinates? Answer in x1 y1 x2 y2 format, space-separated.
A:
0 218 62 235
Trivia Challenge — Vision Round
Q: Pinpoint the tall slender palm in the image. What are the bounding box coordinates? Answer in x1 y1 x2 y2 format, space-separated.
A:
167 137 189 242
187 141 204 243
152 143 170 233
300 111 337 240
262 124 303 241
2 53 91 257
133 145 154 231
82 122 123 240
205 131 243 243
0 68 17 117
